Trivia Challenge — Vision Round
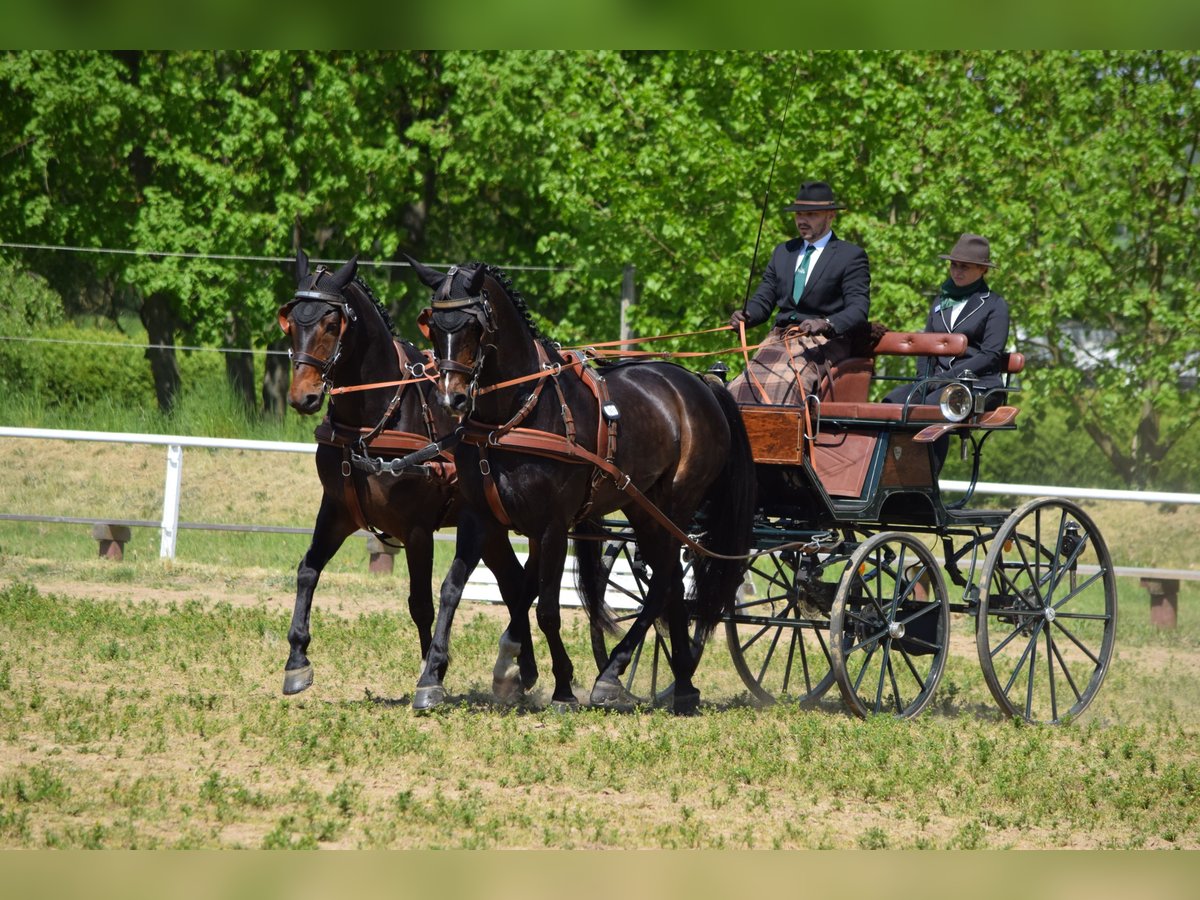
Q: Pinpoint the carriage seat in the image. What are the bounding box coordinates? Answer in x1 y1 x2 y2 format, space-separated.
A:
817 331 970 402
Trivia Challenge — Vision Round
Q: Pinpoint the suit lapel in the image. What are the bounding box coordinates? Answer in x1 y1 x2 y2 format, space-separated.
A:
803 237 839 294
953 293 988 329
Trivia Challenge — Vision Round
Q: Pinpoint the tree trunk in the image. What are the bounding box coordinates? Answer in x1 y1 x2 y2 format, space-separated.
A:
140 290 181 414
224 316 257 412
262 336 291 418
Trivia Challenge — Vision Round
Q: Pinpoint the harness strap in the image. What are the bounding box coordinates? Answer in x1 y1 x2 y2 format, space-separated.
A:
477 445 512 528
460 425 748 562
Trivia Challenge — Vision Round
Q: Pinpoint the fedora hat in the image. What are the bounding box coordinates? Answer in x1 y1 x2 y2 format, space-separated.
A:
781 180 846 212
939 233 996 268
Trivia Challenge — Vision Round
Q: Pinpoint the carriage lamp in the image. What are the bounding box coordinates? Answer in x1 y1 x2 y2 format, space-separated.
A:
938 382 973 422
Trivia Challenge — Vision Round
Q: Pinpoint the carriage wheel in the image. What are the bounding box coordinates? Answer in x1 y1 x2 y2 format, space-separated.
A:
725 548 838 706
976 498 1117 724
587 539 695 706
830 532 950 719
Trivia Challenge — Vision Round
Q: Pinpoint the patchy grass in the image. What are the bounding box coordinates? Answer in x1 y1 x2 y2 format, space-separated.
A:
1 578 1197 850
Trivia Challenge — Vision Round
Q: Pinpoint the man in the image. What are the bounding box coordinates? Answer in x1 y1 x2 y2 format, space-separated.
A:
728 180 870 405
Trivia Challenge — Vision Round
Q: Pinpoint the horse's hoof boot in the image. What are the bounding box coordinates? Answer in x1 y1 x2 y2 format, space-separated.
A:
589 680 638 710
550 697 580 714
282 664 314 696
412 684 446 712
673 689 701 717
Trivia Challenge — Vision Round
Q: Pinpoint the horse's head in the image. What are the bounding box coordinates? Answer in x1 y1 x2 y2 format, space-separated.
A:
408 257 496 420
278 250 359 414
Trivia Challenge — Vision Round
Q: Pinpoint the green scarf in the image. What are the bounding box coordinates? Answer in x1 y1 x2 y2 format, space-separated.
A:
937 276 986 310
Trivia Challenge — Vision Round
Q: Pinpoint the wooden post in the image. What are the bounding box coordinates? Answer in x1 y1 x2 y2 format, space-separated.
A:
91 524 132 561
366 534 400 575
1140 577 1179 629
619 264 636 349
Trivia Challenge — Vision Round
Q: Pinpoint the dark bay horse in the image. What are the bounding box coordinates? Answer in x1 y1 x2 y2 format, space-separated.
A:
278 252 537 699
407 259 756 714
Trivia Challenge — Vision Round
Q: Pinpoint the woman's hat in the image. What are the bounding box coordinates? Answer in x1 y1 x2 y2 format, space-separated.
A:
939 233 997 268
782 180 846 212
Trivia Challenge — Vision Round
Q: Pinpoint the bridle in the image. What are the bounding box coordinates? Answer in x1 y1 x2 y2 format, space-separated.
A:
278 267 359 395
424 265 497 413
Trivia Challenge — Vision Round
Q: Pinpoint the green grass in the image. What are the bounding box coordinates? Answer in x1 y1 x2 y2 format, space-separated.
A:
1 577 1198 849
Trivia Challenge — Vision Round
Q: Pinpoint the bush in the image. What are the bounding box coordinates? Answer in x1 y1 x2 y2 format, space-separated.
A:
0 323 156 408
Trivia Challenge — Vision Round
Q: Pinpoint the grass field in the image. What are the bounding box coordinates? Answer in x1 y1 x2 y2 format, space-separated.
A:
1 435 1199 848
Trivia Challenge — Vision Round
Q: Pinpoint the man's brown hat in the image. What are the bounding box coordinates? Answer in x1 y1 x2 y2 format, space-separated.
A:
781 180 846 212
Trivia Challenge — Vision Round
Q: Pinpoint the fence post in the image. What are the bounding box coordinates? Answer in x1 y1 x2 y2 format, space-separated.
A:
1140 577 1179 629
619 263 636 347
366 534 400 575
160 443 183 559
91 524 132 561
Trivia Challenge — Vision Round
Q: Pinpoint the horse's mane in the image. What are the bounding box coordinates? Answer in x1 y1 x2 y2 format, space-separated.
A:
348 275 398 338
472 261 558 355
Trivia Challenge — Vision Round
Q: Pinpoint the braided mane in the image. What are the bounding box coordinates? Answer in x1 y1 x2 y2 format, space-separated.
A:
473 261 556 354
350 275 398 337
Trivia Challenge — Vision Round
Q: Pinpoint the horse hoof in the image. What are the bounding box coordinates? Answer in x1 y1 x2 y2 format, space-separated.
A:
412 684 446 712
282 664 314 696
550 697 580 714
492 671 525 705
589 679 637 711
673 688 701 716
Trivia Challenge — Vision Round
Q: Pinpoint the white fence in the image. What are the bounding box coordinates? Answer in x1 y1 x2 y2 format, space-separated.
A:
3 426 1199 582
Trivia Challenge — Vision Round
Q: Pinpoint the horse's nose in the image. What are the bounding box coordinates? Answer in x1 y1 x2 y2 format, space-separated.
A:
291 391 323 414
438 390 469 415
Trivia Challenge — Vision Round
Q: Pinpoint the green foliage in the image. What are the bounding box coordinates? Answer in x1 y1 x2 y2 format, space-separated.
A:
0 264 65 331
1 50 1198 487
0 324 154 407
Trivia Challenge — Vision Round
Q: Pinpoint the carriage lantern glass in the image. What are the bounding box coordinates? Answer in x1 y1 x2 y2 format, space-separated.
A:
938 383 973 422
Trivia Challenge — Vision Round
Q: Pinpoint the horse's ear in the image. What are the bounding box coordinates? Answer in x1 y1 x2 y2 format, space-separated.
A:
329 255 358 290
295 249 309 284
467 264 487 295
404 253 444 290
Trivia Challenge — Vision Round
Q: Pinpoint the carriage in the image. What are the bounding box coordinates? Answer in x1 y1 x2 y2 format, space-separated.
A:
589 331 1118 724
280 256 1117 726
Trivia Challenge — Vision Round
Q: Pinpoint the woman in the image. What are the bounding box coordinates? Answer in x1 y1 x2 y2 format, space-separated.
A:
886 233 1010 408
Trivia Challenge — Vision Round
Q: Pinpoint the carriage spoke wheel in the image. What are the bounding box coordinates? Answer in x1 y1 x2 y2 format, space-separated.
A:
588 540 700 707
830 532 949 719
977 498 1117 724
725 548 838 706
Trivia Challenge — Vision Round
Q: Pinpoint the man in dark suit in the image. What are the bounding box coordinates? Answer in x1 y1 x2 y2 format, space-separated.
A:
729 180 871 404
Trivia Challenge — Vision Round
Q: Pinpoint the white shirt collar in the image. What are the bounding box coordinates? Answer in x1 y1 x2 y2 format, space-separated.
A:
804 230 833 253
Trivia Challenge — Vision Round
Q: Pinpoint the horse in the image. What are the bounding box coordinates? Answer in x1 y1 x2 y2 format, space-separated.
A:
277 251 538 701
406 258 757 714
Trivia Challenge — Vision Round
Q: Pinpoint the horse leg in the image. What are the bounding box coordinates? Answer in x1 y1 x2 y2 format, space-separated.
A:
530 526 578 711
402 526 436 662
662 562 701 715
588 523 675 710
483 530 538 703
284 496 354 695
413 511 485 711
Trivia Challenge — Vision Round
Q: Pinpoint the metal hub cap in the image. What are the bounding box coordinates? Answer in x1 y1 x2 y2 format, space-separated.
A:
888 621 906 640
1044 607 1057 623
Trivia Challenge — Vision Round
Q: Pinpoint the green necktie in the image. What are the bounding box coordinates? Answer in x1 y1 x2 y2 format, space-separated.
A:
792 245 815 301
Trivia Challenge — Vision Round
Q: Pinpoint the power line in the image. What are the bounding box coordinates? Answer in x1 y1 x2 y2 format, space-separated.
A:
0 241 583 274
0 335 287 356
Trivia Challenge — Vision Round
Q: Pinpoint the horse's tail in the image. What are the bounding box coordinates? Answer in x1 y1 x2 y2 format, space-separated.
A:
572 522 616 635
689 377 756 636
